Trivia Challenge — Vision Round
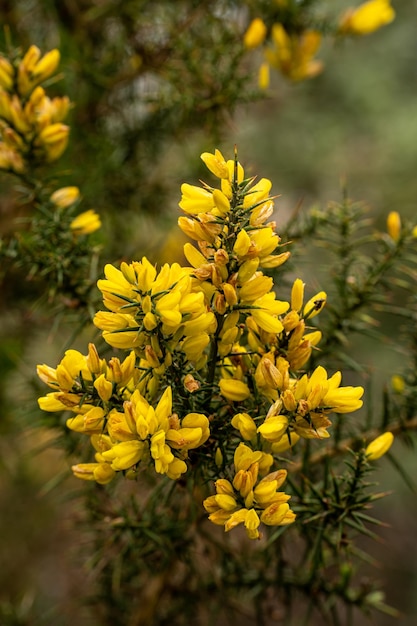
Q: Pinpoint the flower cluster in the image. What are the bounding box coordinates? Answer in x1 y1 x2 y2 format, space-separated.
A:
0 45 101 294
339 0 395 36
93 258 215 394
0 45 70 171
50 185 101 237
37 344 209 483
243 1 395 88
203 444 295 540
38 147 365 540
244 19 323 87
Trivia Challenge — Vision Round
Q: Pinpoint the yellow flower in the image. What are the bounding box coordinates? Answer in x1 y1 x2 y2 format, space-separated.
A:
303 291 327 319
36 122 70 161
265 24 323 82
102 440 147 471
243 178 272 210
70 209 101 235
17 46 60 96
233 229 252 257
167 414 210 450
212 189 230 214
291 279 305 313
66 407 106 434
203 443 295 540
150 430 175 474
258 62 270 90
0 143 25 173
258 414 289 444
248 292 289 334
365 432 394 460
255 365 365 443
231 413 257 440
219 378 251 402
93 374 113 402
200 149 229 179
386 211 401 242
244 18 267 50
179 183 215 214
391 374 405 393
71 462 115 485
51 186 80 209
260 502 296 526
181 333 211 362
104 387 210 479
271 432 300 453
38 393 70 412
37 345 138 441
225 508 261 540
0 56 14 91
339 0 395 36
239 274 273 302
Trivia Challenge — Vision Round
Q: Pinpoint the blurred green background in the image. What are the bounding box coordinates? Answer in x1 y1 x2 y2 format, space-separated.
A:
1 1 416 624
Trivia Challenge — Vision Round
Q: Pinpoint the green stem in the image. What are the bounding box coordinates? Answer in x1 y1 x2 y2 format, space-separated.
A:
288 415 417 473
202 311 225 413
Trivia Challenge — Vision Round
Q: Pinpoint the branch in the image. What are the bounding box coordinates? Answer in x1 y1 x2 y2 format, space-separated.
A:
288 416 417 473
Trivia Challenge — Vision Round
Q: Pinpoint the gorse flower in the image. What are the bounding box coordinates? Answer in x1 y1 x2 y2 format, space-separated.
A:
51 186 81 209
386 211 401 242
365 432 394 460
203 443 295 540
0 46 100 301
242 18 323 87
38 345 209 482
70 209 101 235
243 18 267 50
339 0 395 36
265 24 323 82
243 3 395 88
37 147 366 539
0 45 70 172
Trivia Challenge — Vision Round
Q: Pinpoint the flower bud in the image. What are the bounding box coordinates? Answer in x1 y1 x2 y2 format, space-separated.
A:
244 18 267 49
219 378 251 402
365 432 394 461
386 211 401 242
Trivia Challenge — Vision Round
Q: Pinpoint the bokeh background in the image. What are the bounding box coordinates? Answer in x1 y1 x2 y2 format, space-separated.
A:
1 1 417 624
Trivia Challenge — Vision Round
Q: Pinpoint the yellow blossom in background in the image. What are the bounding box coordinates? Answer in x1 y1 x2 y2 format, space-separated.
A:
386 211 401 242
339 0 395 36
35 123 70 162
244 18 267 50
0 45 71 172
0 56 14 91
265 24 323 82
365 432 394 460
391 374 405 393
70 209 101 235
0 142 25 173
51 186 81 209
258 62 270 90
17 46 61 96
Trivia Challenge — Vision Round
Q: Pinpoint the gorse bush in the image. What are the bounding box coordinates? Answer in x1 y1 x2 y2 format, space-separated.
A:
37 147 366 539
2 2 417 625
33 146 416 625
